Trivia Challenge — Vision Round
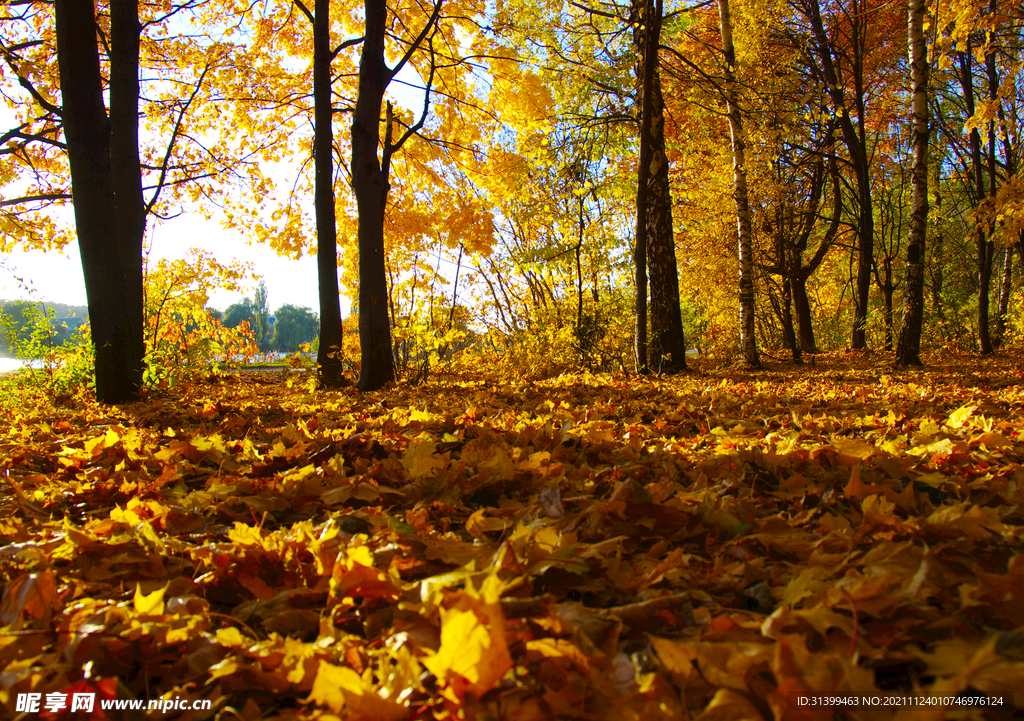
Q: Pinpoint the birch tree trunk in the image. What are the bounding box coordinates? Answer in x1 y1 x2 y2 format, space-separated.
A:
994 246 1012 346
895 0 928 365
718 0 760 368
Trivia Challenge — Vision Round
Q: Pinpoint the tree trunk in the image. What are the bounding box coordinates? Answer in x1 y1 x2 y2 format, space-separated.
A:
882 275 893 351
312 0 347 388
790 272 816 353
895 0 928 365
780 277 801 363
718 0 760 368
109 0 146 376
804 0 873 349
959 45 993 354
994 245 1012 346
983 39 1000 352
633 0 661 375
631 0 687 373
647 73 687 373
55 0 139 403
929 158 944 317
352 0 395 391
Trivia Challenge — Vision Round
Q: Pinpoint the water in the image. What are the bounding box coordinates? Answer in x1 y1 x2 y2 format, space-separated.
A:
0 357 44 373
0 357 25 373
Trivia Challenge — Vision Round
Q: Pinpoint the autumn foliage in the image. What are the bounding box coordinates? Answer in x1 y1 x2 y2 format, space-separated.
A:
1 352 1023 719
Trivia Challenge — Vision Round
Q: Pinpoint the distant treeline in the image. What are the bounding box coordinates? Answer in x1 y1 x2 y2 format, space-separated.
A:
1 296 323 359
0 300 89 358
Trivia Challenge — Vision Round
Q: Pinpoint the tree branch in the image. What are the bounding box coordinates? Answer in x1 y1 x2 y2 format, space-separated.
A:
331 35 363 59
293 0 314 24
388 0 442 81
0 192 71 207
145 64 211 216
17 75 61 117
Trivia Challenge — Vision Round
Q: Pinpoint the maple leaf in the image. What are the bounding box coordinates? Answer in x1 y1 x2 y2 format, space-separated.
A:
133 582 166 615
401 435 448 479
422 593 513 700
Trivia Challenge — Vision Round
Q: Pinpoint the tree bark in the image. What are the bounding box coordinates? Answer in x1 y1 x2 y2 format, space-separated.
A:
632 0 660 374
352 0 395 391
895 0 928 366
929 157 944 317
55 0 139 403
958 44 993 355
631 0 686 373
311 0 347 387
109 0 146 377
718 0 760 368
881 272 894 351
791 272 816 353
780 278 800 363
993 245 1012 346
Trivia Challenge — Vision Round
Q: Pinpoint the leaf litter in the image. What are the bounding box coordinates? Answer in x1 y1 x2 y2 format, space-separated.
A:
1 351 1023 720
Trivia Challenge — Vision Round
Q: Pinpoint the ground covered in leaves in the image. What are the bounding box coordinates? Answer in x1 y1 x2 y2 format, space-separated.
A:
1 352 1023 720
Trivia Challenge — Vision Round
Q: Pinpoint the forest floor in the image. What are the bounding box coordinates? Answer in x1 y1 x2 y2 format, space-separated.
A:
0 350 1022 720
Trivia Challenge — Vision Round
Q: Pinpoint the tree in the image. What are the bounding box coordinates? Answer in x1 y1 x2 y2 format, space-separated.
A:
632 0 659 374
796 0 878 350
273 304 320 351
110 0 146 380
351 0 441 391
292 0 353 388
55 0 141 403
956 40 995 355
223 299 256 331
631 0 687 373
718 0 760 368
895 0 929 365
761 144 842 361
223 281 270 349
5 0 247 401
253 279 271 350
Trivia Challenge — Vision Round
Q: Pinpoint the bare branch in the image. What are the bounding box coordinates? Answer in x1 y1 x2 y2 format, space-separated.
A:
293 0 314 25
388 0 442 81
145 64 211 216
0 192 71 207
390 39 436 155
17 75 62 117
331 36 363 59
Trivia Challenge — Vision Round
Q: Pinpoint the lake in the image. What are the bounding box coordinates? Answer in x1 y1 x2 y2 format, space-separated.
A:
0 357 44 373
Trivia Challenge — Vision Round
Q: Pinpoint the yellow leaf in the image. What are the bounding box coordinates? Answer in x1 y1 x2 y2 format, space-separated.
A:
228 522 264 546
947 404 976 428
215 626 247 648
309 661 406 720
84 427 122 455
133 583 166 615
421 595 512 700
401 436 447 480
832 437 875 465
